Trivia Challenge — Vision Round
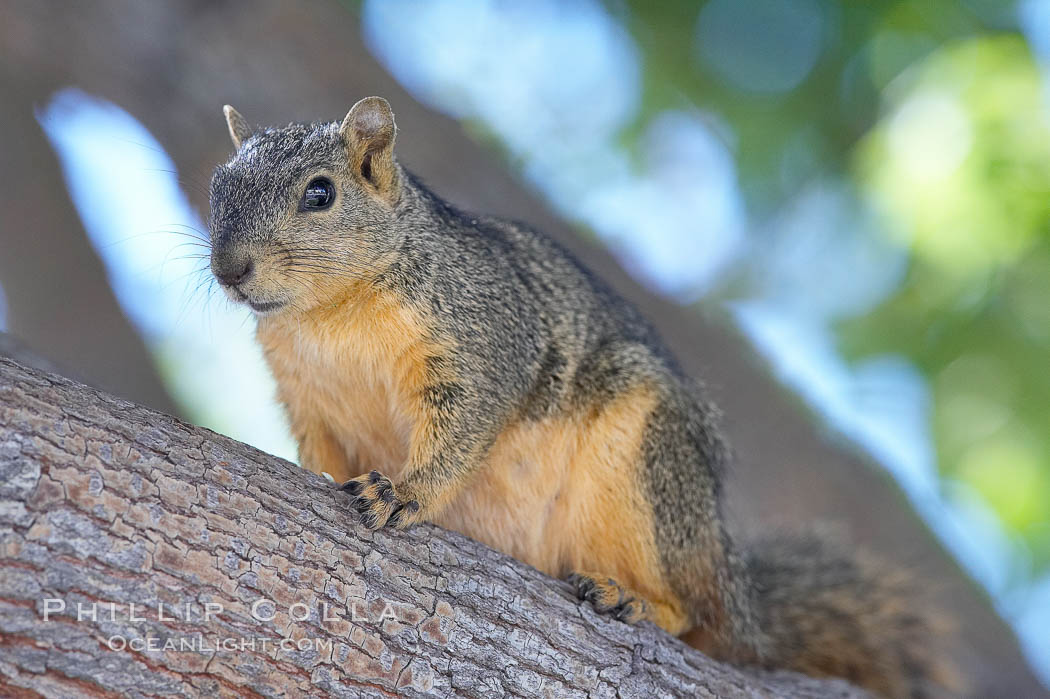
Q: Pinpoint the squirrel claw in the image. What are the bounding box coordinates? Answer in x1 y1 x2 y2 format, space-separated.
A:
341 470 420 530
569 572 644 624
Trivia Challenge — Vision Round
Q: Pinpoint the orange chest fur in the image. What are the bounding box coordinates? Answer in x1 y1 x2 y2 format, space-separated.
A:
256 289 434 479
256 293 664 594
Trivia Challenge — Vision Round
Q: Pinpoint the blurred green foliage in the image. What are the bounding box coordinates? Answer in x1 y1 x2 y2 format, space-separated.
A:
617 0 1008 211
612 1 1050 572
850 35 1050 563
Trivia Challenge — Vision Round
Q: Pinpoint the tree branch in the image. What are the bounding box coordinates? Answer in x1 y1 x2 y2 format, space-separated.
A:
0 356 864 697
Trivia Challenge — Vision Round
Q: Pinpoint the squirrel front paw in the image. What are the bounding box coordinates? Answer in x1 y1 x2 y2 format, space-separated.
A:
568 572 646 624
341 470 421 529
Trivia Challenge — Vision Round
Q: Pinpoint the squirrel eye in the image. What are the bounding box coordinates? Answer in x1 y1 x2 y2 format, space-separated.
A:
301 177 335 210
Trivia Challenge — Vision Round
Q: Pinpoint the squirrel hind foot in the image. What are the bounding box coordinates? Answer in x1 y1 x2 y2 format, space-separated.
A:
568 572 647 624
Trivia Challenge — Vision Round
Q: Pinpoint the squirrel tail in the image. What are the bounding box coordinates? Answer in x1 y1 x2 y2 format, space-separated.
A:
742 533 961 699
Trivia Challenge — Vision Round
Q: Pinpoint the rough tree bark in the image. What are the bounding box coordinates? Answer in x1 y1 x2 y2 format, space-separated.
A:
0 357 864 698
0 2 1042 693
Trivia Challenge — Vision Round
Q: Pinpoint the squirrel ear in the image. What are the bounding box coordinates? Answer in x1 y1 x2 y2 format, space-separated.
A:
223 105 252 150
340 96 398 201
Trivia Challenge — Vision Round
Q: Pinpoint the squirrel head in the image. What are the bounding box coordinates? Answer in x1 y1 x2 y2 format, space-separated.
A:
209 96 402 315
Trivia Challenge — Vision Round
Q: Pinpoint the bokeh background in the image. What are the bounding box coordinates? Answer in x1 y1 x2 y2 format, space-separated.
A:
1 1 1048 693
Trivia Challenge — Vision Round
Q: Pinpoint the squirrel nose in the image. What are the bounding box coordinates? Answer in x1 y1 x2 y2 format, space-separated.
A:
212 257 254 287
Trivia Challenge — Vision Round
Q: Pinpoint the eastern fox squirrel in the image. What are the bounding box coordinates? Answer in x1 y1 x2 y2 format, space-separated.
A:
209 97 958 697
